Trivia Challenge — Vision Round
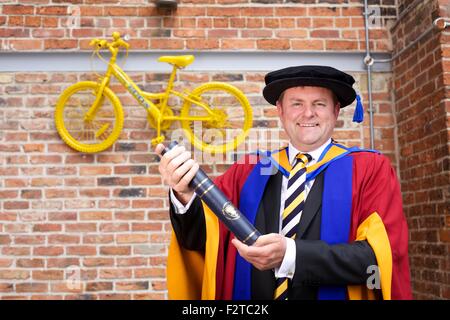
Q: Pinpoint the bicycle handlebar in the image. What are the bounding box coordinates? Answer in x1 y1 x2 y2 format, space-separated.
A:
89 32 130 51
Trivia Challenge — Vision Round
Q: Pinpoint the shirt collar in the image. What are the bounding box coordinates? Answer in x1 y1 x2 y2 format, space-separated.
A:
288 138 332 166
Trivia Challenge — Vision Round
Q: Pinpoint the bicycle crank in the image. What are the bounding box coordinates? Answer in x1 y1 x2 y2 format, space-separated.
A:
147 106 174 130
205 109 228 129
95 123 110 138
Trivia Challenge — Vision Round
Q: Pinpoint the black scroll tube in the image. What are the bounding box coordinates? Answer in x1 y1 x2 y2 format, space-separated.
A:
161 141 261 245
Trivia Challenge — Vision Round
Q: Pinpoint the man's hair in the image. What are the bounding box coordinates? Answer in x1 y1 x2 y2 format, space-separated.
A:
277 87 339 106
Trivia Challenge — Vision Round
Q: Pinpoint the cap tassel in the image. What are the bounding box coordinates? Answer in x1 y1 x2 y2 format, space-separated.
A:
352 94 364 123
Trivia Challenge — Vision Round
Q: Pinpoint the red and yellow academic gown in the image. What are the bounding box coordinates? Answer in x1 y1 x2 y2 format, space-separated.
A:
167 143 412 300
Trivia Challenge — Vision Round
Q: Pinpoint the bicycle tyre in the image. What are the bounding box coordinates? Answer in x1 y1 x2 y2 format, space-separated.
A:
180 82 252 154
55 81 124 153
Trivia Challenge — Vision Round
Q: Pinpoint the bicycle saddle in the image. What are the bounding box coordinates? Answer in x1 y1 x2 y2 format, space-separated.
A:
158 55 195 68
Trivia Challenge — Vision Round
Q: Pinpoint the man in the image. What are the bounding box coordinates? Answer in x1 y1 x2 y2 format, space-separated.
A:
156 65 412 300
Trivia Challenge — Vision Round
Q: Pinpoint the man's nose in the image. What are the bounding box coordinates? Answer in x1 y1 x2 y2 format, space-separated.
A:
303 104 315 117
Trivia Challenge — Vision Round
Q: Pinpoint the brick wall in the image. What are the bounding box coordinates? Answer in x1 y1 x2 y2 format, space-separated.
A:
391 0 449 299
0 0 409 299
0 0 397 51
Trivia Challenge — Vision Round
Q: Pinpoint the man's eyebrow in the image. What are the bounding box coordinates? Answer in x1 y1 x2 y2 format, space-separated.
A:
288 98 304 102
287 98 328 102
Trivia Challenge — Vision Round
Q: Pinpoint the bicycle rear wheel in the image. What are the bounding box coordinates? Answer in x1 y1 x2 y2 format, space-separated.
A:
180 82 252 154
55 81 124 153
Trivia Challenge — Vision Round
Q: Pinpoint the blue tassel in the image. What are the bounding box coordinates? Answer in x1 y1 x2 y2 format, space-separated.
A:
352 94 364 123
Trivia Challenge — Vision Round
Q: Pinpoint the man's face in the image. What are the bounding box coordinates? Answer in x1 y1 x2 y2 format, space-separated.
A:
276 86 340 152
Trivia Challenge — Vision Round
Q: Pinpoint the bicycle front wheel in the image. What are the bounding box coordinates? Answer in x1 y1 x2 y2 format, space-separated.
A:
55 81 124 153
180 82 253 154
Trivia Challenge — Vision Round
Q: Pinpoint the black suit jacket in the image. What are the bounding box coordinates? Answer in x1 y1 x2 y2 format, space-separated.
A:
170 170 378 300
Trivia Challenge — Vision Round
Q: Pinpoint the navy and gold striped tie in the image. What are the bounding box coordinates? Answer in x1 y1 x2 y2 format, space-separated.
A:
274 153 311 300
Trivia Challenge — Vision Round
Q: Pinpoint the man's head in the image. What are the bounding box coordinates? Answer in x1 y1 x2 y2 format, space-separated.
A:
263 65 357 151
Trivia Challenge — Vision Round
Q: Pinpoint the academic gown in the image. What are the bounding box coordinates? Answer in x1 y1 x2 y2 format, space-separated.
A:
167 144 412 300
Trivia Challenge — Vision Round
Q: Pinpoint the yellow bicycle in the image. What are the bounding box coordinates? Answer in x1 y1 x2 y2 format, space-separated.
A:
55 32 253 154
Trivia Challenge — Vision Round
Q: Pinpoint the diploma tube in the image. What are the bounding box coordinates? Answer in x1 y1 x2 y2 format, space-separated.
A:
161 141 261 245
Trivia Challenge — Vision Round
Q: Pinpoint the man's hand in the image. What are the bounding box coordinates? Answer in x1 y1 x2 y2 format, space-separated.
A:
231 233 287 271
155 143 199 205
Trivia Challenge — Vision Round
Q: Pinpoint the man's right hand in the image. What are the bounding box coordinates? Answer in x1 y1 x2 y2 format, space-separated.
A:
155 143 199 205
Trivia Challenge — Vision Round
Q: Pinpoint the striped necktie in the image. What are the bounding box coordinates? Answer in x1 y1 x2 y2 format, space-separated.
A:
274 152 312 300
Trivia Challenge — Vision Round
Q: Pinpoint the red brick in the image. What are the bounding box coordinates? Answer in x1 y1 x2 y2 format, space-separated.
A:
99 223 129 232
16 259 45 268
36 6 68 15
83 235 114 244
48 235 80 244
79 166 112 175
51 282 84 293
133 293 165 300
33 270 64 280
116 257 147 267
45 189 77 198
135 268 165 278
0 270 30 280
86 282 113 292
151 280 167 291
33 224 62 232
116 234 148 244
100 246 131 256
275 7 307 16
114 211 145 220
256 39 290 50
186 39 219 50
0 283 14 293
99 269 132 279
4 201 29 210
14 235 45 245
104 7 137 16
83 258 114 267
34 246 64 256
16 283 48 293
44 39 78 49
3 5 34 15
0 258 13 267
98 293 131 300
66 246 97 256
325 40 358 50
116 281 148 291
47 258 80 268
65 223 97 233
2 246 30 256
80 211 112 221
0 190 17 199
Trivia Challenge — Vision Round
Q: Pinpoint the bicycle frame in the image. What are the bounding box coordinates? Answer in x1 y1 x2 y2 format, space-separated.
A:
85 50 216 140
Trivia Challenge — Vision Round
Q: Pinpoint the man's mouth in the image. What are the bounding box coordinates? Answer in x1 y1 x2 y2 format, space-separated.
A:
297 123 319 127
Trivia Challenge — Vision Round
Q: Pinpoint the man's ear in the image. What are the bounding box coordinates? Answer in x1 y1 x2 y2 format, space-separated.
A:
276 100 283 118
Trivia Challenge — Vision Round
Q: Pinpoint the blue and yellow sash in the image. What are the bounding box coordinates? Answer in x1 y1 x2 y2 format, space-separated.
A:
234 142 376 300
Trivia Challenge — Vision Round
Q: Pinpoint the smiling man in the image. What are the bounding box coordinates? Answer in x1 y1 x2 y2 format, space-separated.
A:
156 65 412 300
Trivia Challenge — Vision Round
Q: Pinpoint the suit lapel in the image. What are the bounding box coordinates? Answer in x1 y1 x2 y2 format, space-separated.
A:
296 171 324 239
262 171 282 234
252 170 282 299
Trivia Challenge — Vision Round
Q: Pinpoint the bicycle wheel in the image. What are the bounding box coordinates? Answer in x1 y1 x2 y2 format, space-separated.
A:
55 81 124 153
180 82 252 154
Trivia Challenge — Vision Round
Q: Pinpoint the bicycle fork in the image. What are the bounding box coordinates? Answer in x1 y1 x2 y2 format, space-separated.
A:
84 76 110 123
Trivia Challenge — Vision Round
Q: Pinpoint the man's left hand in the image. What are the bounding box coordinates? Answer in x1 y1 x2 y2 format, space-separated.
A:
231 233 287 271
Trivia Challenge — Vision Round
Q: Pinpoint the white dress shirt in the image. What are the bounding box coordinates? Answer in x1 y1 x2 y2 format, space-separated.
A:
170 139 332 280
